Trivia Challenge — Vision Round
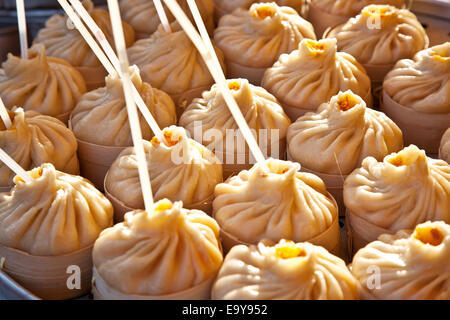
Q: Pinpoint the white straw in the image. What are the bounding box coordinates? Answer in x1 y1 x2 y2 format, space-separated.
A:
0 98 12 130
153 0 172 33
164 0 266 165
107 0 154 210
0 148 33 183
65 0 163 140
16 0 28 59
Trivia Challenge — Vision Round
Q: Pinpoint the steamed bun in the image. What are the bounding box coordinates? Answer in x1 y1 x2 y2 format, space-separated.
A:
352 221 450 300
0 163 113 255
105 126 222 210
262 38 372 118
120 0 215 38
213 159 339 252
287 90 403 175
344 145 450 245
0 44 86 119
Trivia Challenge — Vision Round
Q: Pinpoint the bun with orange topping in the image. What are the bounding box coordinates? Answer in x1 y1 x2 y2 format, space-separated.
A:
213 159 340 253
262 38 372 120
440 128 450 164
179 78 291 177
92 199 223 299
287 90 403 175
213 2 315 84
0 163 113 255
344 145 450 252
351 221 450 300
325 5 428 83
381 43 450 154
120 0 215 39
212 239 358 300
105 126 222 218
214 0 303 20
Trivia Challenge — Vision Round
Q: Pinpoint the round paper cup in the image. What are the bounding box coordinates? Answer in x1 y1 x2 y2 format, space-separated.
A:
92 267 216 300
380 90 450 154
0 244 93 300
76 65 107 91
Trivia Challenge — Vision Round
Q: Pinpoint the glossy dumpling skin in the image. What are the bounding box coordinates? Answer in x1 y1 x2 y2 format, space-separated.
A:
213 159 338 245
34 0 135 69
212 239 359 300
262 38 371 113
179 78 291 155
105 126 223 209
441 128 450 163
384 42 450 114
128 22 225 99
214 3 315 69
120 0 215 37
0 108 79 188
93 199 223 296
287 90 403 175
0 163 113 255
351 221 450 300
0 44 86 117
327 5 428 65
344 145 450 243
311 0 404 17
71 66 176 147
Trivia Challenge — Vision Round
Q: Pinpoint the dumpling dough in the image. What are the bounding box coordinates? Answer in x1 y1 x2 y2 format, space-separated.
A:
214 3 315 69
326 5 428 65
262 38 371 114
128 22 225 103
120 0 215 38
344 145 450 243
441 128 450 163
384 42 450 114
0 108 79 189
93 199 223 296
213 159 338 248
0 44 86 118
0 163 113 255
212 239 358 300
351 221 450 300
311 0 404 19
214 0 303 16
105 126 222 209
34 0 135 69
287 90 403 175
71 66 176 147
179 78 291 156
